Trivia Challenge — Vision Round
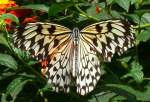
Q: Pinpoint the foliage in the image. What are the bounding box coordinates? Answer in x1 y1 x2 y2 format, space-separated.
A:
0 0 150 102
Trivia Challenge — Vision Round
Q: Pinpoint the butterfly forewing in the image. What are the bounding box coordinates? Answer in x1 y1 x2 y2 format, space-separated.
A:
13 22 72 61
81 20 135 62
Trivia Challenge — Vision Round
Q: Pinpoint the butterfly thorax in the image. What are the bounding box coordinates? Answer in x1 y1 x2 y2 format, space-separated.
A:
72 27 80 43
72 27 80 77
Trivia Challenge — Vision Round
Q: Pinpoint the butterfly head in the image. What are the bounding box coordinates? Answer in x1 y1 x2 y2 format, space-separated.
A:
72 27 80 41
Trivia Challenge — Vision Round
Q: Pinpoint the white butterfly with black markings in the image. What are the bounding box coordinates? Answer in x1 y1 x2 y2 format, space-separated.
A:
13 20 135 95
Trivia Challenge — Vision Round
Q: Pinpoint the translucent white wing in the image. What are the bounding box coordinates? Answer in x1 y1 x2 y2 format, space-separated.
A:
13 22 73 93
81 20 135 62
43 37 74 93
76 20 135 95
77 36 101 95
13 22 72 61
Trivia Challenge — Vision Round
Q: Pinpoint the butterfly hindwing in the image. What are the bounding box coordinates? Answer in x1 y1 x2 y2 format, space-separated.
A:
76 36 101 95
43 37 74 93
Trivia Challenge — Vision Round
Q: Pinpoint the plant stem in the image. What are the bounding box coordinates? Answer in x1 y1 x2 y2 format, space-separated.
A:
75 4 99 21
134 23 150 29
143 78 150 80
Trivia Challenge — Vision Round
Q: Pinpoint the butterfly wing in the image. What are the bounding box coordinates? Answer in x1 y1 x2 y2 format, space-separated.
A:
76 36 101 95
13 20 135 95
13 22 73 93
80 20 135 62
77 20 135 95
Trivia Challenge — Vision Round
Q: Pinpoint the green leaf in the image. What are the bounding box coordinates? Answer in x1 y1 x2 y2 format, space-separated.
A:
137 30 150 42
48 3 73 17
130 0 139 4
13 48 31 61
142 0 150 5
41 83 52 91
137 82 150 101
115 0 130 12
86 3 112 20
89 91 118 102
5 77 29 102
22 4 49 12
106 0 115 5
1 93 7 102
105 84 137 101
0 13 19 24
0 71 16 80
90 84 137 101
117 56 132 63
0 53 18 70
127 14 140 24
28 60 38 66
0 33 9 48
122 61 144 83
141 13 150 24
106 83 150 101
90 83 150 102
110 10 124 19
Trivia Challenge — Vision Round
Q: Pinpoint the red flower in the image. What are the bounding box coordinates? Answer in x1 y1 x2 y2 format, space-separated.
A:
5 18 12 24
96 5 101 14
0 0 18 31
1 8 35 31
0 5 7 14
0 0 17 15
41 60 49 77
22 16 38 25
6 1 17 7
5 18 13 31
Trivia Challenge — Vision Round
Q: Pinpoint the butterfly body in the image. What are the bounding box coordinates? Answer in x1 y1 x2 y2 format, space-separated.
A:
71 27 80 78
13 20 135 95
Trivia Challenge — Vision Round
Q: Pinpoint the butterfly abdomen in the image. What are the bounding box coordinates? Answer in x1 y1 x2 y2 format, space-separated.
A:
72 28 80 77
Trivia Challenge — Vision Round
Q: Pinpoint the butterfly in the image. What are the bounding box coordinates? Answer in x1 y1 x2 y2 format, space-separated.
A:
13 20 135 95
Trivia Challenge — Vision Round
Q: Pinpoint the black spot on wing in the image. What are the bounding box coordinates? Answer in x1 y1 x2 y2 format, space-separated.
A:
53 39 59 48
101 42 106 54
115 46 121 52
53 57 56 61
91 57 94 62
17 25 25 35
57 74 60 79
20 44 26 50
48 25 56 34
37 53 43 59
123 38 129 46
107 52 112 58
38 38 44 48
86 74 90 79
95 24 102 33
92 38 98 47
107 22 112 32
43 44 50 58
36 24 43 34
53 66 57 71
106 37 112 49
